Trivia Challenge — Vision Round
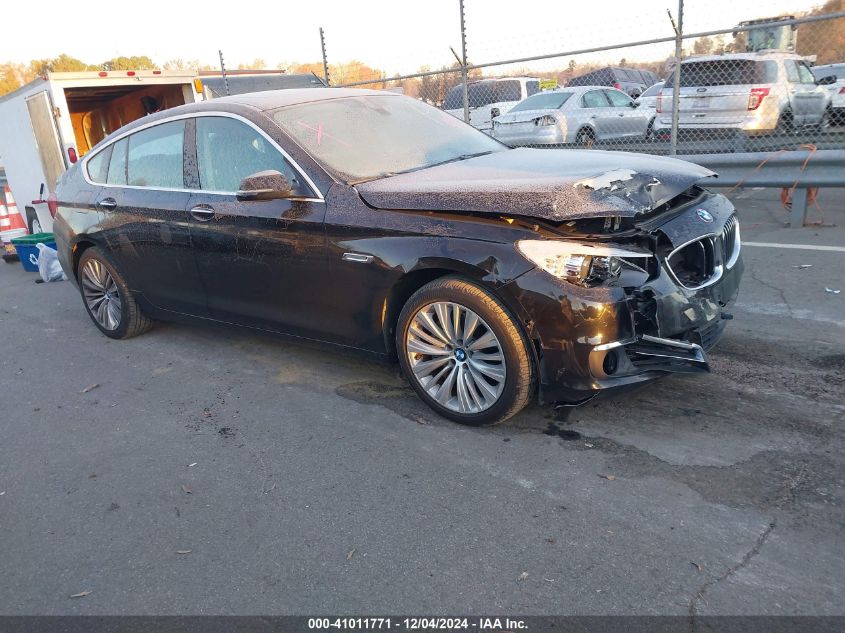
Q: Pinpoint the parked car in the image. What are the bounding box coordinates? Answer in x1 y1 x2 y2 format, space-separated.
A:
53 89 742 426
491 86 654 147
567 67 651 97
443 77 540 132
635 82 664 112
811 63 845 124
653 52 833 138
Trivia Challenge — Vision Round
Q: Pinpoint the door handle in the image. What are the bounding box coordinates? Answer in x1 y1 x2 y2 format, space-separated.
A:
590 115 598 119
618 113 625 117
97 198 117 209
189 206 215 222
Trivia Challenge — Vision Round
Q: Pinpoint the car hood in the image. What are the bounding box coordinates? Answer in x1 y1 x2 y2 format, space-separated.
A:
355 148 715 221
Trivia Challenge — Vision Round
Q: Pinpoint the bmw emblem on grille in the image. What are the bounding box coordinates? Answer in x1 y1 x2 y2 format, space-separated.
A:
696 209 714 223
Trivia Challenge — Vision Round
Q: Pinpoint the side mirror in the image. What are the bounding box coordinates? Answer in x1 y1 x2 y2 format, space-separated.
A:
817 75 837 86
490 107 501 118
236 170 293 201
630 101 639 108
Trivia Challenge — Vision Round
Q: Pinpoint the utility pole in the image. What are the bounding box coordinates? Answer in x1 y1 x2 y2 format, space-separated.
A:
218 49 230 96
668 1 684 155
320 27 331 86
459 0 470 124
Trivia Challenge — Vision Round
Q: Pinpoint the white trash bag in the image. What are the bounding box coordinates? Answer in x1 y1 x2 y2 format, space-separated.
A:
35 243 67 282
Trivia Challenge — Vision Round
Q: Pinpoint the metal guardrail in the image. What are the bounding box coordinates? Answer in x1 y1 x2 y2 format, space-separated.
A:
677 149 845 227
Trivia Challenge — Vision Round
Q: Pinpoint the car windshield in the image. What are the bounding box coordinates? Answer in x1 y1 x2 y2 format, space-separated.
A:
640 83 663 98
272 95 506 183
510 92 572 112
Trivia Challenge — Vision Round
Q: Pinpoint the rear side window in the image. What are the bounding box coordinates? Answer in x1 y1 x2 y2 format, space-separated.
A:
467 83 494 107
106 138 128 185
678 60 777 86
494 80 522 102
86 144 112 183
443 85 463 109
196 117 302 194
582 90 609 108
126 121 185 188
605 89 633 107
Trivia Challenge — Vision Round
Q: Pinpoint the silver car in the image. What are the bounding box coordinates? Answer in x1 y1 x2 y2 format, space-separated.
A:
491 86 653 147
654 52 832 137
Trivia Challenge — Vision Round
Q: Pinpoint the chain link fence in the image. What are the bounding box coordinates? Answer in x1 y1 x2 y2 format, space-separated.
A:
329 1 845 157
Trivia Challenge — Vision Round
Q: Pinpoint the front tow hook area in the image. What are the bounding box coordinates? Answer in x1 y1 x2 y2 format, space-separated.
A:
591 334 711 379
624 335 709 373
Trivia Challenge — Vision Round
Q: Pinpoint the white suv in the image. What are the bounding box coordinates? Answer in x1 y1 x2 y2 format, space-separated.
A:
653 52 832 137
812 63 845 125
443 77 540 133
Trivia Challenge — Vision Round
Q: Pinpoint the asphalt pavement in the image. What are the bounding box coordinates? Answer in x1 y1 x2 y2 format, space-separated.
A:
0 187 842 616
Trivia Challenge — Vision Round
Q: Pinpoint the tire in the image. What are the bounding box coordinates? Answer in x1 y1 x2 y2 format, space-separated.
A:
576 127 595 148
396 277 534 426
776 108 794 134
77 247 152 340
645 118 655 141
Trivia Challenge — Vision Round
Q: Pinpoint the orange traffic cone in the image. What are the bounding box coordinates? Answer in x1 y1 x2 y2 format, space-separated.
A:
0 197 8 232
3 186 27 232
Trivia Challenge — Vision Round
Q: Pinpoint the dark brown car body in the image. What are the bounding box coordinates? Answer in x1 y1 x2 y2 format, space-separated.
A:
53 89 743 406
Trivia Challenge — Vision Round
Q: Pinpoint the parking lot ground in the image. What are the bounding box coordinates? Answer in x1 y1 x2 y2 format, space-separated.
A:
0 187 842 616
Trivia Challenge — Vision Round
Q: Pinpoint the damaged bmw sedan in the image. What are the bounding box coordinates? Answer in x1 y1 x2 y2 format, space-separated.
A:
53 88 742 425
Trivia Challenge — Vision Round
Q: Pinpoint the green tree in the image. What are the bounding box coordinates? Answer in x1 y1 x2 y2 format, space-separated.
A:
101 56 157 71
29 54 92 74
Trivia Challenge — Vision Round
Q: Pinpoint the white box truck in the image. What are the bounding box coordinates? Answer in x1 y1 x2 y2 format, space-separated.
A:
0 70 202 233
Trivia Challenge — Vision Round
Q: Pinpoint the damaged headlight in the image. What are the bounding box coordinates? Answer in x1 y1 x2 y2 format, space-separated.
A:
516 240 652 286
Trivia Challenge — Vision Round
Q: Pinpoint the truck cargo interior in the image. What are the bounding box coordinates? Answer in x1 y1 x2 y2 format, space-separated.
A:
66 84 190 154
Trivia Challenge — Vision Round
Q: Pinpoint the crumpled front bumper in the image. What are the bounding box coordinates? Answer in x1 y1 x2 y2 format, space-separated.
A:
497 193 743 405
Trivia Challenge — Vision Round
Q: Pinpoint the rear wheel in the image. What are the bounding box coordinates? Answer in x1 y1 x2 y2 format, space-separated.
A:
77 247 152 340
397 277 534 426
776 108 794 134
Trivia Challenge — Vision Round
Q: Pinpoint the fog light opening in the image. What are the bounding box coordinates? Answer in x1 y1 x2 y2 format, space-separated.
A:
602 349 620 376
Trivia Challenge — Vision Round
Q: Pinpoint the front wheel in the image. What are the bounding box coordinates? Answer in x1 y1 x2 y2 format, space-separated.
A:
396 277 535 426
576 127 596 148
77 247 153 339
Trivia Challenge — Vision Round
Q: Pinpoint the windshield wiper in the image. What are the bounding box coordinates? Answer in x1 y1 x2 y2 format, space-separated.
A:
347 172 397 185
347 151 496 186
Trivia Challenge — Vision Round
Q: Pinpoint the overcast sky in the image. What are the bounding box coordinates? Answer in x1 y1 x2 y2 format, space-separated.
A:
7 0 822 73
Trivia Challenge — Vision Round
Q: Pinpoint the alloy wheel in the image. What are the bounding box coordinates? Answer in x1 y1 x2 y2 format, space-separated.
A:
405 301 506 414
81 259 122 331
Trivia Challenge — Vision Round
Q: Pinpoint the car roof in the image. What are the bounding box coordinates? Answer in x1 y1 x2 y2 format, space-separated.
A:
207 87 394 111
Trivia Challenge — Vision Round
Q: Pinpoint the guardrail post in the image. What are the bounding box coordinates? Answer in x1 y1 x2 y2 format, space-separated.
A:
788 188 809 228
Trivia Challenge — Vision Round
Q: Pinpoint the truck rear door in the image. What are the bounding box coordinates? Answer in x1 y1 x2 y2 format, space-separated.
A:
25 91 67 192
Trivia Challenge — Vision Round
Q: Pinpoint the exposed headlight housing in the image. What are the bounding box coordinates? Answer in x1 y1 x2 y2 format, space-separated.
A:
517 240 652 286
535 115 557 126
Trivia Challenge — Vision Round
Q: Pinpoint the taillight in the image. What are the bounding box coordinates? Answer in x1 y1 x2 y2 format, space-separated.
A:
67 147 78 164
656 90 663 113
748 87 770 110
839 86 845 94
613 82 621 90
47 192 58 218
